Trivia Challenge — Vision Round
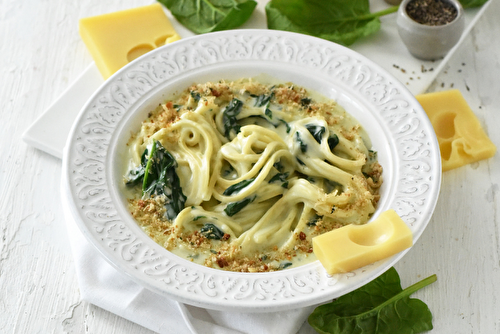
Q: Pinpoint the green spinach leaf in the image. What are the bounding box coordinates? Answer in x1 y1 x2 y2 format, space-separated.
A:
224 195 256 216
142 141 187 220
328 134 339 151
306 124 326 144
308 267 436 334
158 0 257 34
253 92 274 107
200 223 225 240
222 98 244 140
296 132 308 153
223 178 255 196
125 149 149 186
265 0 398 46
269 172 289 188
459 0 489 8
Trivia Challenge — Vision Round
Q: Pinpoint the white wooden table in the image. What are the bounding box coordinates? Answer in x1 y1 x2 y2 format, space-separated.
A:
1 0 499 333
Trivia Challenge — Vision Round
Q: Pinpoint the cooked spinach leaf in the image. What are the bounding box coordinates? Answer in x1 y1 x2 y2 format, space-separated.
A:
308 267 436 334
158 0 257 34
253 92 274 107
279 262 293 270
125 149 149 186
305 124 325 144
222 163 235 177
142 141 187 220
223 178 255 196
222 98 244 139
190 90 201 103
265 108 273 119
224 195 256 216
307 214 322 226
300 97 312 107
328 134 339 151
274 161 285 173
200 223 225 240
296 132 308 153
279 119 291 133
266 0 398 46
269 172 289 188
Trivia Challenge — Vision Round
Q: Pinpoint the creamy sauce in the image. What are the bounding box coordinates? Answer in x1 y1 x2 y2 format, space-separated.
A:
123 78 382 272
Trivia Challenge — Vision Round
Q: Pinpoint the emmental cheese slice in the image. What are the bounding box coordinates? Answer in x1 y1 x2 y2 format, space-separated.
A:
416 89 496 172
79 3 181 79
312 209 413 275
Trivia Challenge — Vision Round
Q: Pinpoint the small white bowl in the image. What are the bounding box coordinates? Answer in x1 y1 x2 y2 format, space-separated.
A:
397 0 465 60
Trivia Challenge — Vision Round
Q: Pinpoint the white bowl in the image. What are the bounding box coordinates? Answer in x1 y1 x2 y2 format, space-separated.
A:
397 0 465 60
62 30 441 312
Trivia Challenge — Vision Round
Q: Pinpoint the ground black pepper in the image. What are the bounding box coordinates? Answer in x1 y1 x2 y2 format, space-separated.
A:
406 0 458 26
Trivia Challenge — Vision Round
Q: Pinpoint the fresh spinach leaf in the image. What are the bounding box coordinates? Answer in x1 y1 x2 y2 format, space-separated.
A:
266 0 398 46
222 98 244 140
158 0 257 34
224 195 256 216
200 223 225 240
308 267 436 334
459 0 489 8
305 124 326 144
223 178 255 196
142 141 187 220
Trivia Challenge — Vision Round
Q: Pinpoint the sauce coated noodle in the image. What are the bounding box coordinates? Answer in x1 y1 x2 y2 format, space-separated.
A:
124 78 382 272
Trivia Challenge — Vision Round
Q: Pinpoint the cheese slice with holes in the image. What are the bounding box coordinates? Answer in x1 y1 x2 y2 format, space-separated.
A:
79 3 180 79
312 210 413 275
416 90 496 171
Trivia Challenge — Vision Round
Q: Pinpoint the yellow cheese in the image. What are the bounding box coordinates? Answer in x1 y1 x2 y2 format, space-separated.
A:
416 90 496 172
79 4 181 79
312 210 413 275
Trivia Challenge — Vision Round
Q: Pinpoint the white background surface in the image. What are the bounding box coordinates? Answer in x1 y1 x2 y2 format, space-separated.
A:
1 0 499 333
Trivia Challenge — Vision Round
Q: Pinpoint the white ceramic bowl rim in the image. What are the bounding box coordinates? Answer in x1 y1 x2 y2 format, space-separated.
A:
62 29 441 312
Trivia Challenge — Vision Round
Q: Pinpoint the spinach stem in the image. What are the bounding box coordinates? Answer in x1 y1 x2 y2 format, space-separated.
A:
142 140 157 196
346 5 399 21
355 273 437 318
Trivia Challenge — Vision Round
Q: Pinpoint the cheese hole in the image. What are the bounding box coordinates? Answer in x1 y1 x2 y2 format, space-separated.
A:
127 44 155 62
434 111 456 139
440 141 452 161
155 35 170 47
347 222 393 247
